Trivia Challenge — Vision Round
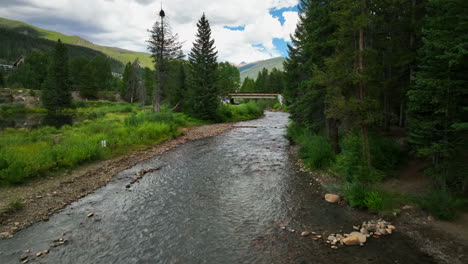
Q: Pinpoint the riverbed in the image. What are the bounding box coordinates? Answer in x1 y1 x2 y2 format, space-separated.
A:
0 112 434 263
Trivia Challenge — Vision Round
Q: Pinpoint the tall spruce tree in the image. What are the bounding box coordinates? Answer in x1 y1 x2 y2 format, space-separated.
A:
407 0 468 192
187 14 219 120
41 39 72 110
147 8 183 112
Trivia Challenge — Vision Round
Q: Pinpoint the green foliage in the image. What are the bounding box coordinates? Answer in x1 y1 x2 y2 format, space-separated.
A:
217 102 264 122
419 186 467 220
0 27 124 73
187 14 219 120
407 0 468 194
0 103 26 112
287 123 335 170
6 51 49 89
0 106 200 185
342 182 401 212
9 200 24 211
217 62 240 95
342 182 370 208
0 17 150 69
333 132 403 183
0 70 4 87
40 39 72 110
240 77 255 93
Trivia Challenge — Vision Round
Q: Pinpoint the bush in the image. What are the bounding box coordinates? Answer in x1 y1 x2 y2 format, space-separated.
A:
419 187 467 220
217 102 264 122
364 191 385 212
343 182 370 208
332 132 402 183
287 123 335 170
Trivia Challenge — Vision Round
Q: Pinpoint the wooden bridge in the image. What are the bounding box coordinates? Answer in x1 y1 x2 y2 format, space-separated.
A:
227 93 283 105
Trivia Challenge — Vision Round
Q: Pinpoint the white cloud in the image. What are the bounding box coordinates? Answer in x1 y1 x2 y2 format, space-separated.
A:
0 0 299 63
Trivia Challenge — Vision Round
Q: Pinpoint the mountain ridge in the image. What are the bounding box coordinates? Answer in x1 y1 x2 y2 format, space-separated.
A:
237 57 286 81
0 17 153 69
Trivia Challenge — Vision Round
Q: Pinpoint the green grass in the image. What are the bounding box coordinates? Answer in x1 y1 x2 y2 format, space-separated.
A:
9 200 24 211
218 101 264 122
0 104 201 185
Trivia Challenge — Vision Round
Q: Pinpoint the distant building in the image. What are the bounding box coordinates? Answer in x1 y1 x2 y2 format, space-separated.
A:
12 56 25 68
0 55 26 71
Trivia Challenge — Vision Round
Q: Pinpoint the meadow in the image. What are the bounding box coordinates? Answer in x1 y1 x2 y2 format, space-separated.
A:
0 101 266 185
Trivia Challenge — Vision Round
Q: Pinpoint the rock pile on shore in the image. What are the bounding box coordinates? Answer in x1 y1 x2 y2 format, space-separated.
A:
281 219 395 249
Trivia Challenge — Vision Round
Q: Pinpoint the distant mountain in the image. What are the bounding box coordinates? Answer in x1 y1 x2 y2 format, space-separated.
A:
238 57 286 81
0 17 153 69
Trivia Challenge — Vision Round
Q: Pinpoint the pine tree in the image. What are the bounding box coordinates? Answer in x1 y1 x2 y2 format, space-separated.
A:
407 0 468 191
187 14 219 120
240 77 255 93
41 39 72 110
147 8 183 112
0 70 5 87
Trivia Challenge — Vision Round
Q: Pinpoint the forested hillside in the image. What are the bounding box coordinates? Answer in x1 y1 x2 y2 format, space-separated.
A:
285 0 467 219
238 57 285 80
0 17 153 69
0 28 124 73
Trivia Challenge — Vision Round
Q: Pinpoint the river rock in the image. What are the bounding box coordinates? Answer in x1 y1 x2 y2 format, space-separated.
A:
327 235 336 241
0 232 11 238
342 236 361 246
325 194 341 203
301 231 311 237
87 212 94 218
402 205 413 210
350 232 367 243
20 255 28 261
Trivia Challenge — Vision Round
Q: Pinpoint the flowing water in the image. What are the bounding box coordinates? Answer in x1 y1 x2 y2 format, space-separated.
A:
0 112 434 263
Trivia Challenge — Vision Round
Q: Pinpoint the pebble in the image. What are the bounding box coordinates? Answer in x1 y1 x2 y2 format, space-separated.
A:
301 231 311 237
331 246 338 249
20 255 28 261
87 212 94 218
36 252 43 257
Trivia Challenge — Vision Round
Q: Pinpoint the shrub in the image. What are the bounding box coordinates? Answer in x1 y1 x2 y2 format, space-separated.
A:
343 182 370 208
364 191 385 212
217 102 264 122
419 187 467 220
298 134 335 170
9 201 24 211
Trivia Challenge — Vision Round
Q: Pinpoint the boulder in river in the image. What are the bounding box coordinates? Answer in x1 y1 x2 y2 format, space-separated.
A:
324 194 341 203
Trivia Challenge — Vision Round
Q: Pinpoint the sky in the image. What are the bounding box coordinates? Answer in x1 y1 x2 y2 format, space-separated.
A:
0 0 300 64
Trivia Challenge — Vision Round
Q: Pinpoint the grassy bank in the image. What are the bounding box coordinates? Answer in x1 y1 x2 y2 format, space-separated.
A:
0 101 265 186
288 122 467 219
287 122 414 214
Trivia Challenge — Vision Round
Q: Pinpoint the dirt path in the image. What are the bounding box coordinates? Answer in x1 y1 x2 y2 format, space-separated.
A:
0 123 233 238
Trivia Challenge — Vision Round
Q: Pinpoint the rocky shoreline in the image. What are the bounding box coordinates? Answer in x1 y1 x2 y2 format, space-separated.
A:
0 123 233 239
290 146 468 264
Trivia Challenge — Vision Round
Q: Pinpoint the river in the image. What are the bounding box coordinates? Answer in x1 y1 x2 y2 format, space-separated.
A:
0 111 434 263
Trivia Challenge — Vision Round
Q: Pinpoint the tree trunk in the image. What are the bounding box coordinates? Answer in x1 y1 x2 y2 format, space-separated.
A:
359 27 371 167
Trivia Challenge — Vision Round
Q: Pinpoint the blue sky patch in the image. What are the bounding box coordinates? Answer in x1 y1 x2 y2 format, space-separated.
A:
223 25 245 31
269 6 299 25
